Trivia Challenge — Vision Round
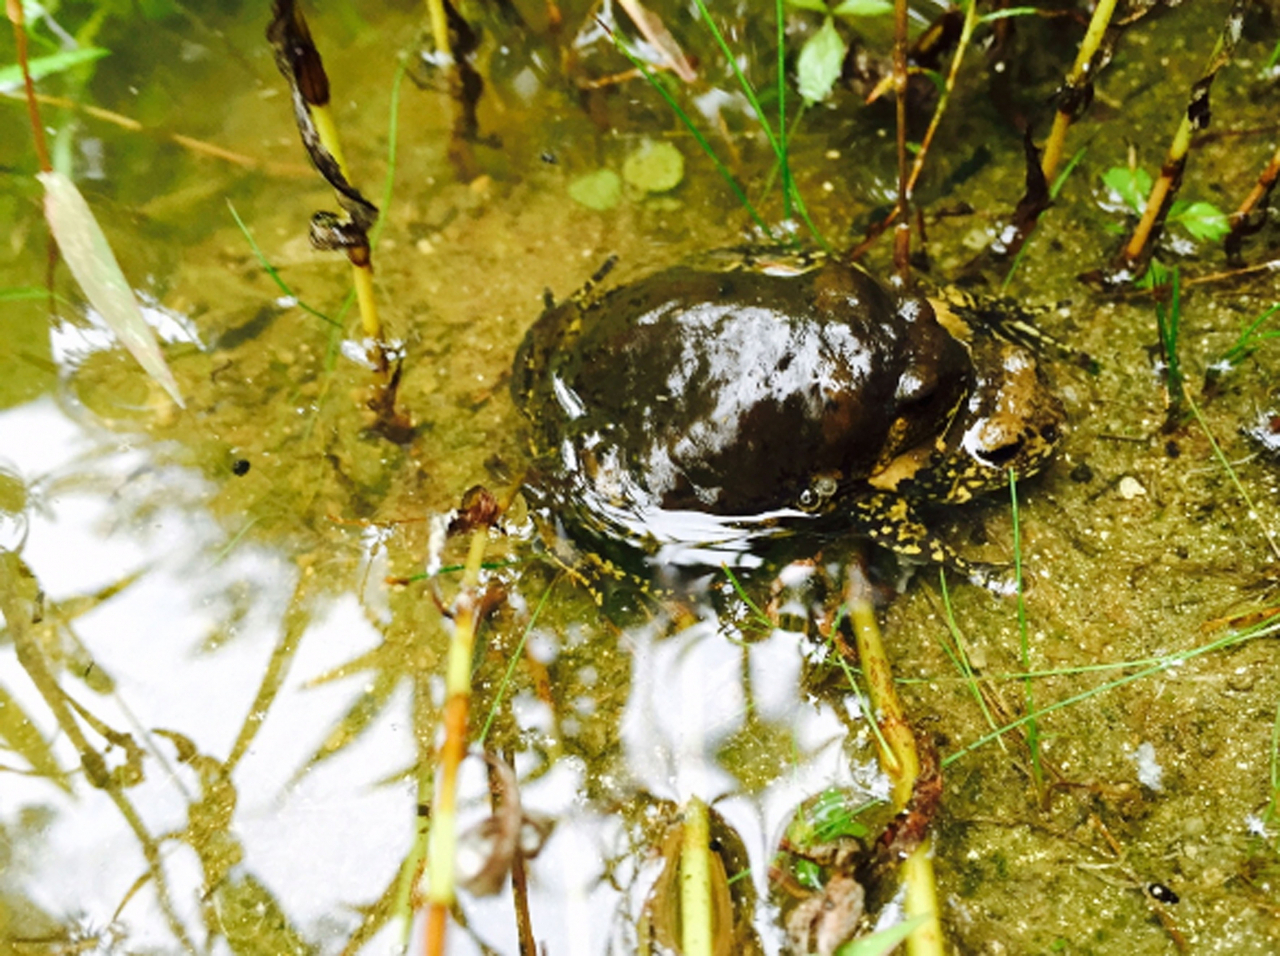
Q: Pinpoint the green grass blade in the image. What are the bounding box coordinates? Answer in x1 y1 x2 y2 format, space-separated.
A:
693 0 829 248
1009 468 1044 791
606 25 773 237
0 47 109 87
226 200 340 328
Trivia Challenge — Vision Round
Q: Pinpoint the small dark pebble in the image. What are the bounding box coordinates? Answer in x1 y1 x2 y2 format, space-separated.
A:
1069 462 1093 483
232 459 251 476
1148 882 1179 904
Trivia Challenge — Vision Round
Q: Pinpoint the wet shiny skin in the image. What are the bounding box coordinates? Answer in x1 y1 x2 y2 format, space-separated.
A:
512 253 1064 581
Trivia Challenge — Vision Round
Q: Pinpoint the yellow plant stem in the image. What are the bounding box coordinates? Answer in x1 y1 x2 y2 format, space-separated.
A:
424 530 489 956
352 253 381 340
1122 116 1190 265
1041 0 1118 181
311 101 382 341
846 565 944 956
426 0 452 62
901 845 943 956
680 797 714 956
311 103 350 173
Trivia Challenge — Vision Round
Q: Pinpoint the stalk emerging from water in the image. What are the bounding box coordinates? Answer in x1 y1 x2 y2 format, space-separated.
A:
1115 0 1246 277
268 0 383 345
1040 0 1118 182
423 528 490 956
846 563 944 955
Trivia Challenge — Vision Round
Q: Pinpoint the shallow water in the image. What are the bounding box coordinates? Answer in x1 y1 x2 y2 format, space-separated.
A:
2 2 1279 954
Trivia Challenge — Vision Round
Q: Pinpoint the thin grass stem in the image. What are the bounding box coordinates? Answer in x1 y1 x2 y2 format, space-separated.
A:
691 0 830 248
1008 469 1044 794
226 200 340 327
776 0 791 219
942 615 1280 766
478 577 557 745
1002 146 1087 291
936 571 1005 745
1185 390 1280 562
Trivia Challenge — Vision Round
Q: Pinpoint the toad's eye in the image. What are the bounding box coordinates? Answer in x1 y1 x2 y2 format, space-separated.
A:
798 475 838 512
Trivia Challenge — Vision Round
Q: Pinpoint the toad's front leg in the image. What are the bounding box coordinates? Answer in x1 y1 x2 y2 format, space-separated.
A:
850 492 1016 595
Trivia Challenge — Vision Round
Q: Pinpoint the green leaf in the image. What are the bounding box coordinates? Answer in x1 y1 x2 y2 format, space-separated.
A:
978 6 1042 23
39 171 184 407
0 287 50 302
919 67 946 95
836 915 933 956
622 140 685 193
786 0 832 12
1101 166 1152 214
1170 200 1230 242
137 0 180 19
832 0 893 17
834 916 936 952
567 169 622 211
0 47 110 89
829 0 890 16
1049 146 1087 199
797 17 847 105
793 857 823 891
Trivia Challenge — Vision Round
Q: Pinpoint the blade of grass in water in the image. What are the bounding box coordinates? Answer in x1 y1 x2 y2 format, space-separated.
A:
936 569 1005 747
691 0 829 251
1009 468 1044 792
1267 697 1280 833
226 200 340 328
1186 390 1280 562
606 25 772 238
0 47 108 88
478 576 557 745
942 611 1280 766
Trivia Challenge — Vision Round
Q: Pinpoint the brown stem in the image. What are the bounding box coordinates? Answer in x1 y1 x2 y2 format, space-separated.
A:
1115 0 1247 274
6 0 52 172
892 0 910 284
849 1 977 265
1225 140 1280 263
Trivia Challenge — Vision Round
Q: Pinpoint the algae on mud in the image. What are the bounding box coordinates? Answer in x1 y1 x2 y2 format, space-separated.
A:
1 1 1279 954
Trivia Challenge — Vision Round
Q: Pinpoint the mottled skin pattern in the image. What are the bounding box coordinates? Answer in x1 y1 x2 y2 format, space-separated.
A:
512 252 1064 591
